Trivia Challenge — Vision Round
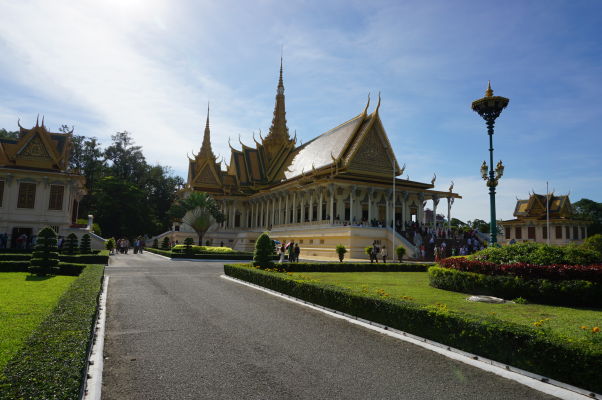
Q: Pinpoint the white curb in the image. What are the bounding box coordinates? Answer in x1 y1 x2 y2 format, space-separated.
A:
221 274 600 400
83 275 109 400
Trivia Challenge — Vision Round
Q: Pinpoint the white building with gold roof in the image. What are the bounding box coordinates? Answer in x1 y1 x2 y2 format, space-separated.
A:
173 61 461 259
0 119 103 249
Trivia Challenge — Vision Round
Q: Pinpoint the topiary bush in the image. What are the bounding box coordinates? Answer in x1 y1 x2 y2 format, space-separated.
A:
105 237 115 252
28 227 60 276
582 234 602 261
153 238 159 249
396 245 406 262
183 237 194 255
336 244 347 262
253 232 274 268
63 233 78 255
79 234 92 254
161 237 170 250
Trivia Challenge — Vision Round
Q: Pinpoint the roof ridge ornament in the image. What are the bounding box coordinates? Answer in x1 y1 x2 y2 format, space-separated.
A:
362 93 371 116
485 81 494 97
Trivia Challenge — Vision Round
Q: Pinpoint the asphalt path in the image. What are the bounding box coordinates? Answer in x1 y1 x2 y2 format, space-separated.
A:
102 253 558 400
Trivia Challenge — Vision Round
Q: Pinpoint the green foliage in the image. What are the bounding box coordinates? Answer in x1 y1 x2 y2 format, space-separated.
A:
174 192 225 245
364 246 372 255
0 265 104 399
224 264 602 394
79 234 92 254
472 241 600 265
77 219 102 236
253 232 274 267
161 236 170 250
171 245 234 253
466 218 489 233
59 253 109 266
0 128 18 140
582 234 602 259
63 233 79 255
428 266 602 308
183 237 194 255
105 237 115 251
395 245 406 261
573 198 602 235
258 262 432 273
0 254 31 261
335 244 347 262
29 227 60 276
152 238 159 248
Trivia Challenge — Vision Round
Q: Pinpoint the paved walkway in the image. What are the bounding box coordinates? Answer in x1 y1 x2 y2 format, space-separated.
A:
102 253 558 400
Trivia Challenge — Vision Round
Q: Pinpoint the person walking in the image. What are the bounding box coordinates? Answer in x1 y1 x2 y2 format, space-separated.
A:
279 243 286 263
371 241 379 263
294 243 301 262
381 245 388 263
288 241 295 262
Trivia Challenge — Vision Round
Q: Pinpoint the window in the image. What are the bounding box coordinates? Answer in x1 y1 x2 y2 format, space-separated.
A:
17 182 36 208
48 185 64 210
566 226 570 240
528 227 535 240
542 226 547 240
505 227 510 239
515 227 522 239
0 180 4 207
555 226 562 239
573 226 578 240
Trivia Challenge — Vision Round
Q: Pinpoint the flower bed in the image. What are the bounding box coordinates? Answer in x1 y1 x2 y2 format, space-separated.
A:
439 257 602 283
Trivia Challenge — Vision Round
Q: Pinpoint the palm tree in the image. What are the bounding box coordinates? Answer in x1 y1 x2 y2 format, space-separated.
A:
178 192 224 245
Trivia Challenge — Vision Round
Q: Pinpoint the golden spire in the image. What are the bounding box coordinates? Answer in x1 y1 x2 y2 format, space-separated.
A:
485 81 494 97
198 102 215 159
265 56 290 145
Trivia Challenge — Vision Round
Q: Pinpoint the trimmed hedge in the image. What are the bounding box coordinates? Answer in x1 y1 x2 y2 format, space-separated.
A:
59 253 109 265
0 254 31 261
0 261 30 272
471 242 601 265
266 262 433 273
0 264 105 399
224 264 602 394
147 247 277 260
429 266 602 308
439 257 602 283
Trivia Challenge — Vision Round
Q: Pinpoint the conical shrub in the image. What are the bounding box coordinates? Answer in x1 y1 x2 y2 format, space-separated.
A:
63 233 78 255
29 226 60 276
253 232 274 268
80 234 92 254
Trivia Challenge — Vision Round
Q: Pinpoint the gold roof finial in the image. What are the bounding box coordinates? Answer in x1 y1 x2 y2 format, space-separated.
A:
485 81 494 97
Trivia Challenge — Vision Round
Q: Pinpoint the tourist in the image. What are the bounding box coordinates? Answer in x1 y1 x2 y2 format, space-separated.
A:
381 245 388 263
139 238 145 254
294 243 300 262
279 242 286 263
371 241 379 263
288 241 295 262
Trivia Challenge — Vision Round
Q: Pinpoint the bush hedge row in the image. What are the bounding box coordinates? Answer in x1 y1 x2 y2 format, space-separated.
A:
0 261 86 275
428 266 602 308
439 257 602 283
471 242 601 265
0 253 31 261
266 262 434 273
0 265 105 399
147 247 277 260
224 264 602 394
59 253 109 265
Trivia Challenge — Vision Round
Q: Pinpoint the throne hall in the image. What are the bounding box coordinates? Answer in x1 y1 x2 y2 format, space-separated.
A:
177 61 461 259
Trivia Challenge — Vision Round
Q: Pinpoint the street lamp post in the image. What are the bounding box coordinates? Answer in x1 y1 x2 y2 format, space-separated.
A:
472 82 509 246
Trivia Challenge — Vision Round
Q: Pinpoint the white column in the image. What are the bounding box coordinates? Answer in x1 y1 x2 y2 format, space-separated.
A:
300 192 306 223
329 185 334 224
285 194 289 224
308 191 314 222
278 194 283 225
418 193 425 224
319 189 324 221
349 186 355 224
368 189 374 223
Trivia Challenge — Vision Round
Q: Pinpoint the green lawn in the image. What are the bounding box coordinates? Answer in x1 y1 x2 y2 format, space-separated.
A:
0 273 77 370
290 271 602 345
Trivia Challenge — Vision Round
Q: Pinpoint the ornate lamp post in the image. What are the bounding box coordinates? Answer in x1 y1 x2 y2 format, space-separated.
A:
472 82 509 246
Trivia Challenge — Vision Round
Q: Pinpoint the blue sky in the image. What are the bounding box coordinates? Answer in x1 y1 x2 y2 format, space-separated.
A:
1 0 601 222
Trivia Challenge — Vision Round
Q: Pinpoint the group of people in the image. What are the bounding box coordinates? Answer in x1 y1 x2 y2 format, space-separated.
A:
114 237 146 254
277 241 301 263
369 241 388 263
401 222 487 260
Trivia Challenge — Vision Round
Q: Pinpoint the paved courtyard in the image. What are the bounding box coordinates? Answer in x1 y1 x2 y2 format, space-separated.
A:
102 253 558 400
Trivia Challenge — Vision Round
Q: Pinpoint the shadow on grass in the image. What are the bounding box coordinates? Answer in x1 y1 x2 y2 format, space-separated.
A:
25 275 54 282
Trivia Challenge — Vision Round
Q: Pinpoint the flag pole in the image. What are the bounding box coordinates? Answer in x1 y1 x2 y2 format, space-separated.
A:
546 181 550 245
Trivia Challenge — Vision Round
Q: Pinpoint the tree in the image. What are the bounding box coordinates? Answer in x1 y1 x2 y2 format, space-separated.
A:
573 198 602 235
29 227 60 276
104 131 147 184
450 218 467 228
161 237 170 250
183 237 194 255
253 232 274 267
467 219 489 233
176 192 225 245
0 128 18 140
582 234 602 261
142 165 184 233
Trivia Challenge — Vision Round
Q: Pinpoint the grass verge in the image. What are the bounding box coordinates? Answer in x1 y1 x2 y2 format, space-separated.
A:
224 264 602 394
0 265 104 399
0 273 78 370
